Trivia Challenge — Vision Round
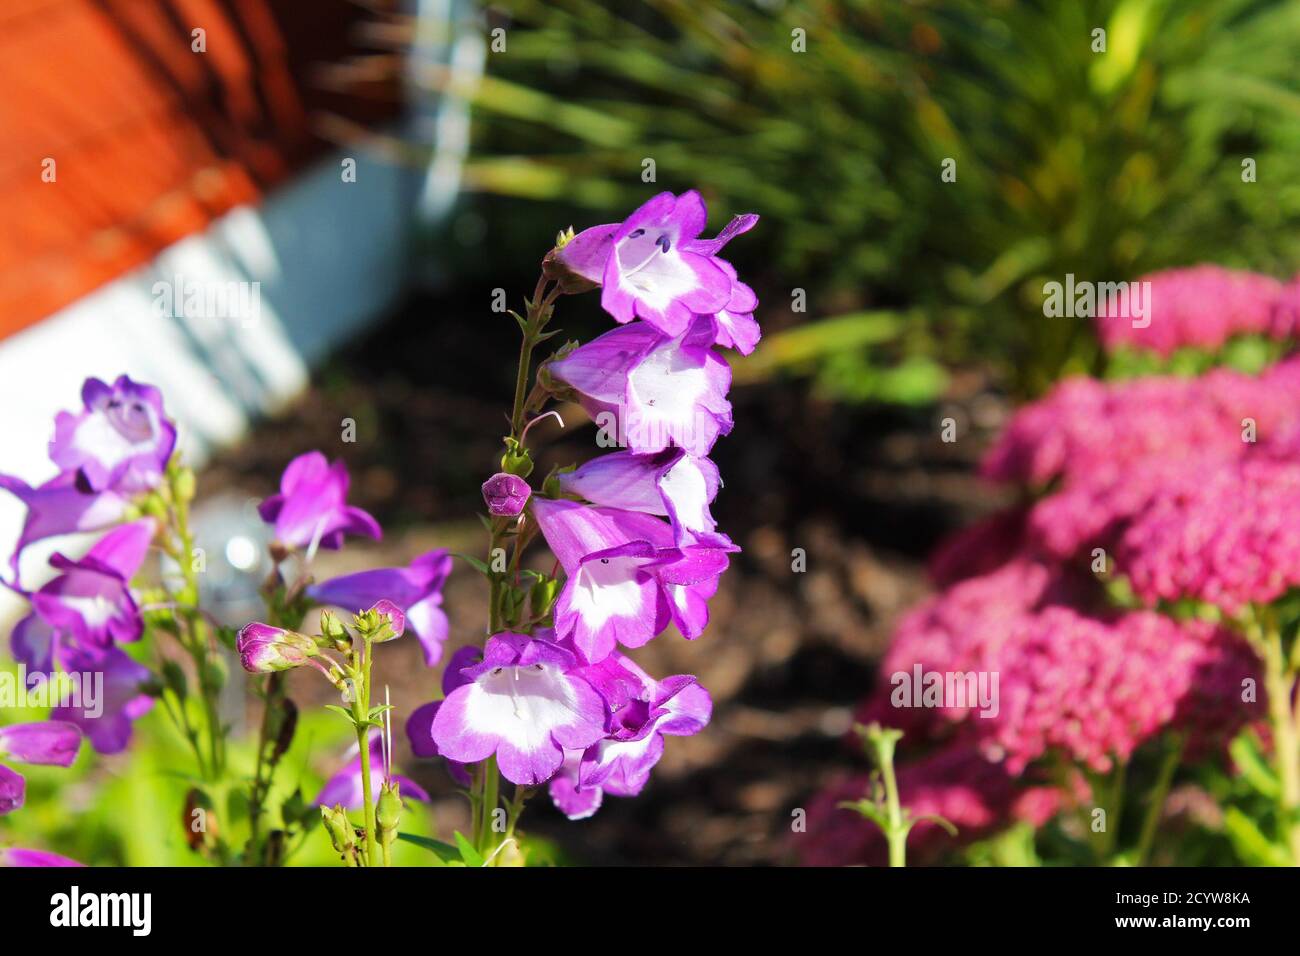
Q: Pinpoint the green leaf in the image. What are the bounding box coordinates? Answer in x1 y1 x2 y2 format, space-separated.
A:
1222 807 1291 867
910 812 960 837
454 830 486 867
453 552 492 577
323 705 357 727
1229 732 1280 799
396 832 459 862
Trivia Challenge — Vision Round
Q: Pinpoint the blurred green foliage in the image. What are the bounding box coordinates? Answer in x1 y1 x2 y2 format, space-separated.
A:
455 0 1300 395
0 658 445 866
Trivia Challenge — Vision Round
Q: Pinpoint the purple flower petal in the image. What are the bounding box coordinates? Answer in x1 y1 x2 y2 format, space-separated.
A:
0 763 25 814
431 633 607 786
0 721 82 767
0 847 84 867
49 376 176 494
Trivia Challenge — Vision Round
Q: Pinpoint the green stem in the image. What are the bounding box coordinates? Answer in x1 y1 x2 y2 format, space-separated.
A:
353 638 379 867
1135 736 1183 866
1261 624 1300 864
1096 760 1127 863
477 755 500 858
878 751 907 868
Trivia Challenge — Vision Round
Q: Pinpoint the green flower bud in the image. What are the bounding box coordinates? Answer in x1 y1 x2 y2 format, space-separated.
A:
377 782 402 846
160 659 188 700
321 804 355 856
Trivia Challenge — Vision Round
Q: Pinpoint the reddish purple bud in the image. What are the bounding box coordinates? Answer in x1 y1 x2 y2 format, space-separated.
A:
482 473 531 517
236 622 315 673
0 721 82 768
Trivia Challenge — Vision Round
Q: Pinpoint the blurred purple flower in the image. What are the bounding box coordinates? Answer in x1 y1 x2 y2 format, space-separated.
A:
257 451 381 552
49 375 176 493
315 733 429 810
308 549 452 666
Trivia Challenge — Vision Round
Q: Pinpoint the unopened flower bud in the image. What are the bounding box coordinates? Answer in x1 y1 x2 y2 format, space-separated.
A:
377 781 402 848
354 600 406 643
482 472 531 517
541 223 616 294
321 804 355 857
236 622 317 673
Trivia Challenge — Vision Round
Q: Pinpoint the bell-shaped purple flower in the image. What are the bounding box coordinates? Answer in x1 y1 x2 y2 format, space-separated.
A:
550 316 733 457
0 721 82 768
257 451 381 552
547 652 711 819
23 519 153 656
0 473 130 578
50 647 154 755
314 732 430 810
308 549 452 666
430 632 607 786
406 645 479 786
532 498 675 663
48 375 177 494
481 472 531 517
558 448 721 545
598 191 757 338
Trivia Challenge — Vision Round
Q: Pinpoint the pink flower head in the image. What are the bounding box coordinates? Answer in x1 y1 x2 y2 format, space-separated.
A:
550 316 733 457
430 632 607 786
257 451 381 552
309 549 452 666
49 375 177 493
1116 458 1300 614
1096 266 1285 357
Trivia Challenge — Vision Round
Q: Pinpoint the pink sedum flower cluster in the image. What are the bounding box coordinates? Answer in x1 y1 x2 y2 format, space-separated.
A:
1096 265 1294 357
807 269 1298 864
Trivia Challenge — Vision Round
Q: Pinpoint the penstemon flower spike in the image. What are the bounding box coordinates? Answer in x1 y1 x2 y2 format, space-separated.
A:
0 191 754 869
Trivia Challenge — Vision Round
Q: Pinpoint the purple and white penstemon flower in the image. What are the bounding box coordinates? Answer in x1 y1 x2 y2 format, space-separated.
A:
386 191 754 863
558 448 722 544
553 190 757 339
0 720 83 815
10 519 155 670
258 451 381 552
550 316 734 457
309 549 452 666
547 652 711 818
430 632 607 786
531 498 674 663
48 375 177 493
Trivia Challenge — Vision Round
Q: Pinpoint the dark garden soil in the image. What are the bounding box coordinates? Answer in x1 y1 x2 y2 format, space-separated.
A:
202 283 1013 865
